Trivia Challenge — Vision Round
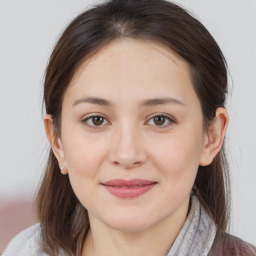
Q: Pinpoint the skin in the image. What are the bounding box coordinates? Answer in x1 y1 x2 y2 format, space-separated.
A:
44 39 228 256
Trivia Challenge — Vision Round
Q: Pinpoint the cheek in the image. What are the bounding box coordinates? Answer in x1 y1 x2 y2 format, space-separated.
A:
62 128 108 172
149 130 202 186
62 135 109 193
63 139 109 211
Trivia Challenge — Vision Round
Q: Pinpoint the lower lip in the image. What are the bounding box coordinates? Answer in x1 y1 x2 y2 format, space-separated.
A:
103 183 156 198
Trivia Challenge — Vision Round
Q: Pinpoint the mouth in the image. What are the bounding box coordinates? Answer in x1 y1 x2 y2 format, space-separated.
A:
101 179 158 198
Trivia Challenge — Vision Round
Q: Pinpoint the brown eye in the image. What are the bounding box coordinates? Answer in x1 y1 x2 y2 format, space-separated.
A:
153 116 166 126
92 116 104 126
147 114 175 128
82 115 108 128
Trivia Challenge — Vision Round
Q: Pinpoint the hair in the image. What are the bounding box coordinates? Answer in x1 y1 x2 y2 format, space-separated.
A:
37 0 230 255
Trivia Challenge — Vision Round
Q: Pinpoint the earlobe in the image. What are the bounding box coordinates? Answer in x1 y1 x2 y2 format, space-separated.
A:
44 114 68 174
199 107 229 166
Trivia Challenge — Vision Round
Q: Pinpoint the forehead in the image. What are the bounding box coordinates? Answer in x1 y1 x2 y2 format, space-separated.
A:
64 38 199 108
73 38 187 82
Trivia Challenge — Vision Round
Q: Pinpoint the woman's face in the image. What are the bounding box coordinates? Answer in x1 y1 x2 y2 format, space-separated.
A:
55 39 210 231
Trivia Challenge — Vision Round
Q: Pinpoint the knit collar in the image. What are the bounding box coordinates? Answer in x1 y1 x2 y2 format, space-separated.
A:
166 195 216 256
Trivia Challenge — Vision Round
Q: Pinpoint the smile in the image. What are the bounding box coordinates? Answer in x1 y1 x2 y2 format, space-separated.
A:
101 179 157 198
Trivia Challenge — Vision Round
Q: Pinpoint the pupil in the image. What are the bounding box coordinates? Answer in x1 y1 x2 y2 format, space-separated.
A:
154 116 165 125
93 116 104 125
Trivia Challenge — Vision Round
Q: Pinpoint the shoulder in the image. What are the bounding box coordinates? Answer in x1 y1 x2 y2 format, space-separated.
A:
2 224 49 256
208 231 256 256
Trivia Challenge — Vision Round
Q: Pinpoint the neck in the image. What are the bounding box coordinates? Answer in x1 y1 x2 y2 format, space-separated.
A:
82 197 190 256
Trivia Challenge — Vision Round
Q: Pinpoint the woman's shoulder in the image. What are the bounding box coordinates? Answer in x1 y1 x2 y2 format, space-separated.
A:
209 231 256 256
2 223 49 256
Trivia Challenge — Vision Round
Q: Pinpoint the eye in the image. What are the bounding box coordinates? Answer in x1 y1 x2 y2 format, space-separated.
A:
147 114 175 127
81 115 109 128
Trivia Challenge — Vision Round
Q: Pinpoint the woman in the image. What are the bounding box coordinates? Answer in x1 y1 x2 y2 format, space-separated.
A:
3 0 256 255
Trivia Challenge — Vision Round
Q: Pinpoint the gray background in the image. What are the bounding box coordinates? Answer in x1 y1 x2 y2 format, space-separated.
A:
0 0 255 244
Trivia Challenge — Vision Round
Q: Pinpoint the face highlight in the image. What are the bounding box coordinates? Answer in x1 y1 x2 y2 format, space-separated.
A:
53 39 209 232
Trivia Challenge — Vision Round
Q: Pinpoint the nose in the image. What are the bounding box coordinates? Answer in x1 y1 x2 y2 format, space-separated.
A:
108 124 147 169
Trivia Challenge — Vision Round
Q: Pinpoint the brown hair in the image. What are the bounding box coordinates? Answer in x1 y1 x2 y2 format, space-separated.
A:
37 0 230 255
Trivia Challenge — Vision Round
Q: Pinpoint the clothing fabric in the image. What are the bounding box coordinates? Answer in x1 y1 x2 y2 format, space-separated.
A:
166 196 216 256
209 231 256 255
3 195 256 256
2 223 47 256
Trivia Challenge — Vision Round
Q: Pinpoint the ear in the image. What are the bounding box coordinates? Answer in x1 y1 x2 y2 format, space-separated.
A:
199 107 229 166
44 114 68 174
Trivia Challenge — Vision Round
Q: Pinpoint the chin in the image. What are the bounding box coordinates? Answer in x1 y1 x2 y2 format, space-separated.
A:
108 220 152 233
99 210 153 232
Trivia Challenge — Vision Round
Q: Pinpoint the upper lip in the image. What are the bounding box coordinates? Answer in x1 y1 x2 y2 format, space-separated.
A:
101 179 157 186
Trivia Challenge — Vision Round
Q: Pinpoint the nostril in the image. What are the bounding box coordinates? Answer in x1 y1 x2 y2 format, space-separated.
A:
113 161 142 169
109 147 147 168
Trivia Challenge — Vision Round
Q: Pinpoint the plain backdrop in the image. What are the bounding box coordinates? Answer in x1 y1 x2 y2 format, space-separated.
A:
0 0 255 245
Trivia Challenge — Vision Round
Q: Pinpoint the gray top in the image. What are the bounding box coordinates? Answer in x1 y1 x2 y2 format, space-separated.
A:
166 196 216 256
3 195 216 256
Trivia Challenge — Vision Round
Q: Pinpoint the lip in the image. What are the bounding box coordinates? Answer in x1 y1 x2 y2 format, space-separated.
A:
102 179 157 186
101 179 157 198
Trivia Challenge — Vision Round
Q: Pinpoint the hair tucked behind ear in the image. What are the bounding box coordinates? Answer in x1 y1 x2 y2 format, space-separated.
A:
195 146 230 231
37 0 230 255
37 152 89 255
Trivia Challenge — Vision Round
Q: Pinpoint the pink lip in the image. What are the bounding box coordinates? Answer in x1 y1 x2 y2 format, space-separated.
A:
101 179 157 198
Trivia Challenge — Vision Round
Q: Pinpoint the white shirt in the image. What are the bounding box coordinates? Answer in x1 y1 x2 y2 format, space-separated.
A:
3 224 49 256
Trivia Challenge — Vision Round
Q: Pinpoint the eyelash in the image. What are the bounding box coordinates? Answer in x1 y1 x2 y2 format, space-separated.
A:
81 113 176 128
146 114 176 127
81 114 110 128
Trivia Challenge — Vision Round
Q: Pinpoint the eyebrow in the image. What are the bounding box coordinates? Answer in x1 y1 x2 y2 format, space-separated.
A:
72 96 185 107
72 97 114 107
140 97 185 107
